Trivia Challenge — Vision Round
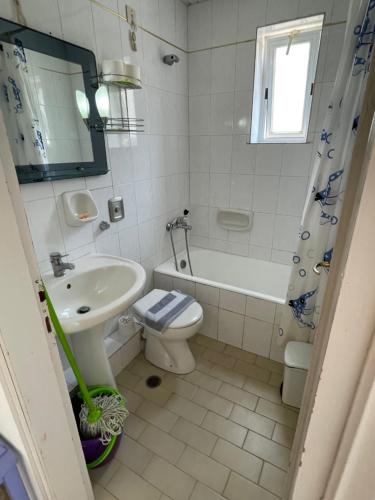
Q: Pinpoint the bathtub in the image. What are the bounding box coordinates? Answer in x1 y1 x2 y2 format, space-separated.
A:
154 247 291 362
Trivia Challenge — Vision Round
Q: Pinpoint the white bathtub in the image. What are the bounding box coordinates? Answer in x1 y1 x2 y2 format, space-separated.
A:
154 247 291 361
155 247 291 304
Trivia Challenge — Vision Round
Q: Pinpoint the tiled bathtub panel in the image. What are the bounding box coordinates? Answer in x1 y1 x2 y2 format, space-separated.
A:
219 289 246 315
154 271 173 291
245 296 276 323
200 303 219 339
173 276 196 297
243 317 273 358
218 309 244 348
152 271 285 361
196 283 220 306
270 324 285 363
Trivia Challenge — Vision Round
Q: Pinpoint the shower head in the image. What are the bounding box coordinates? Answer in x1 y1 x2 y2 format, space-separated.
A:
163 54 180 65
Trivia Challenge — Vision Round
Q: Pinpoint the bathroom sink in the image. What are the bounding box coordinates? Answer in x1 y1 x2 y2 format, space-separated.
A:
44 254 146 334
44 254 146 386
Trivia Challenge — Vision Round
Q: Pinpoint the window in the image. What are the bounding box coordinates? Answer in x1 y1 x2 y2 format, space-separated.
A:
251 15 324 144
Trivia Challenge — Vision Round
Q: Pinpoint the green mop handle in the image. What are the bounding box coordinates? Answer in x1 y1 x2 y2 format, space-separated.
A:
44 287 100 419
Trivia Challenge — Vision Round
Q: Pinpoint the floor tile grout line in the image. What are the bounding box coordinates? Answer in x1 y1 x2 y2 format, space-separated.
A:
183 364 284 406
187 480 199 500
126 382 297 434
111 421 290 496
193 335 284 372
132 406 292 461
141 451 198 498
197 355 278 385
130 349 282 402
221 469 233 498
99 459 121 488
124 367 297 433
135 421 189 463
257 459 266 486
111 347 293 500
103 459 169 500
176 445 232 497
171 450 287 500
123 353 297 416
102 484 121 500
208 438 271 488
257 464 286 499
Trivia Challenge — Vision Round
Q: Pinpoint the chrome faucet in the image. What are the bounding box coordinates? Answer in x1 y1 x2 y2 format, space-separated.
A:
166 210 192 231
50 252 75 277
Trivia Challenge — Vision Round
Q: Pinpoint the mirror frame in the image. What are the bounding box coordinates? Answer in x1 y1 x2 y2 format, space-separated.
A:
0 17 108 184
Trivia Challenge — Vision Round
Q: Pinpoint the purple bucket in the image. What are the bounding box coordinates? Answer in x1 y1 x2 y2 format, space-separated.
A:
81 432 122 468
70 390 123 469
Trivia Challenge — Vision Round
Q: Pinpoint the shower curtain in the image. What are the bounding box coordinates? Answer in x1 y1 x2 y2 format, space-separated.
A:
0 38 48 165
278 0 375 346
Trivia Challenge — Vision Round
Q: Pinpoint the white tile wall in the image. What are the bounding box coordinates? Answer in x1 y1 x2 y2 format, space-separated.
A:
188 1 347 264
10 0 189 293
5 0 349 363
155 271 286 362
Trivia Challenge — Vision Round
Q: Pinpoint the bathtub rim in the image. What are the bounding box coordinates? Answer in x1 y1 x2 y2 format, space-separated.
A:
155 254 288 305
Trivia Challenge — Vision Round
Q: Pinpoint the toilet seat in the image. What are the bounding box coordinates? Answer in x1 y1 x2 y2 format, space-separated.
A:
133 289 203 331
133 289 203 374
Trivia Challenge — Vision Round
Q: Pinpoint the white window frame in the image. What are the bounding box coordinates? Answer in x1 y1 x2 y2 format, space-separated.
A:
251 15 324 144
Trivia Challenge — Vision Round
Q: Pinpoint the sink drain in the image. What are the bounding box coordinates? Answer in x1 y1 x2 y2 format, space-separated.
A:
77 306 91 314
146 375 162 388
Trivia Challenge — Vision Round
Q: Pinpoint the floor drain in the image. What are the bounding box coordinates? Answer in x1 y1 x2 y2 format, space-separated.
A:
146 375 162 388
77 306 91 314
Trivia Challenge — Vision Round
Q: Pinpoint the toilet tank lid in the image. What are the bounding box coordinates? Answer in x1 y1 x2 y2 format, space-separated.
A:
285 341 313 370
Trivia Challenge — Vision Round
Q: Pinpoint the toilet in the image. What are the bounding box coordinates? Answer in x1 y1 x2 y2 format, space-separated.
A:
133 289 203 374
282 341 313 408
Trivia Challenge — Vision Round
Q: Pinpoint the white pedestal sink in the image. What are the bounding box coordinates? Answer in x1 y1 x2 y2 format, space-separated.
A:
44 254 146 387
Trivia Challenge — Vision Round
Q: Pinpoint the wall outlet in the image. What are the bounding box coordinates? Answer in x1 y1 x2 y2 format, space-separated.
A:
126 5 137 29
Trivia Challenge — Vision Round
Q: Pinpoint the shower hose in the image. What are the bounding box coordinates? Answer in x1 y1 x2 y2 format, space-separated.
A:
169 227 194 277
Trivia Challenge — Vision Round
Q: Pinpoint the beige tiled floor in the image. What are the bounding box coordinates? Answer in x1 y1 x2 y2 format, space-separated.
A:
91 334 299 500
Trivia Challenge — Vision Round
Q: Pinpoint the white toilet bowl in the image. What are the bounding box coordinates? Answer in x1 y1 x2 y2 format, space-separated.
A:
133 289 203 374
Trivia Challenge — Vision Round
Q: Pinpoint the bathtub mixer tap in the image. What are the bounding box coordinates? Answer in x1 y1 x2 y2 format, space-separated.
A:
166 210 193 276
166 212 192 231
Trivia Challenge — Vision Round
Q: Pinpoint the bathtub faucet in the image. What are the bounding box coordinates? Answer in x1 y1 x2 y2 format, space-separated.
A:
166 210 192 231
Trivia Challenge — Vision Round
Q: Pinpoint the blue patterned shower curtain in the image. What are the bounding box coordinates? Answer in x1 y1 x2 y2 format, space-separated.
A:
278 0 375 346
0 39 47 165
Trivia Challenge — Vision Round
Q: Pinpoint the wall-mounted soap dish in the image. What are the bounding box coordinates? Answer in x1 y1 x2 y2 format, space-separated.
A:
62 190 98 227
217 209 253 232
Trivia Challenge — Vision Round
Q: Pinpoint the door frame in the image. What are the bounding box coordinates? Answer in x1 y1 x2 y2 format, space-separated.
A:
286 60 375 499
0 112 93 499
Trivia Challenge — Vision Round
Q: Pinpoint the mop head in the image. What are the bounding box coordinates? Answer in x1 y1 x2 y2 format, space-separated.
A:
79 393 129 445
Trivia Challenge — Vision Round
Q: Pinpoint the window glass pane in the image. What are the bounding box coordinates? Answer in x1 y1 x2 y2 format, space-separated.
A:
270 41 310 135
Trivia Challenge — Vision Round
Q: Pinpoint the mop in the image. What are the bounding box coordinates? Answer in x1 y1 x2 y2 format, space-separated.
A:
44 288 128 447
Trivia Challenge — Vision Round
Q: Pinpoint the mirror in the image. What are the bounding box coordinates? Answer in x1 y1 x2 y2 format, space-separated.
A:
0 17 108 183
250 15 324 144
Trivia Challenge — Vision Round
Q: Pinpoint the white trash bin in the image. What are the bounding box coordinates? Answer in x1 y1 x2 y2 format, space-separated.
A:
282 341 313 408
